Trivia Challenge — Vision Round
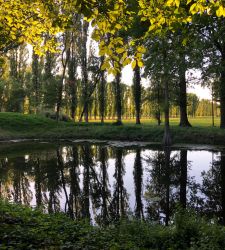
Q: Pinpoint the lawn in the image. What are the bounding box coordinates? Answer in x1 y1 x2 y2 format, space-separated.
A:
89 116 220 127
0 112 224 145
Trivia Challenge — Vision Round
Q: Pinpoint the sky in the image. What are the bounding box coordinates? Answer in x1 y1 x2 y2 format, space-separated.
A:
116 64 212 100
187 84 211 100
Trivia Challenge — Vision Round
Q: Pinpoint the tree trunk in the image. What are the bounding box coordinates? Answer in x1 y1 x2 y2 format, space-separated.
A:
133 65 141 124
99 58 106 124
212 85 215 127
81 21 89 123
220 56 225 128
162 44 172 146
115 73 123 125
70 83 77 120
163 78 172 146
56 33 70 121
178 54 191 127
157 85 161 126
32 50 40 114
56 64 67 121
68 36 78 121
157 110 161 126
79 74 100 122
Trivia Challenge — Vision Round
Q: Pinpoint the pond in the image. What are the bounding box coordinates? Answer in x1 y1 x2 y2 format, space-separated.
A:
0 141 225 225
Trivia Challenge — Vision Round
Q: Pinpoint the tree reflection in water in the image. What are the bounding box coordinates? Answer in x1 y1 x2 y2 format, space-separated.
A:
0 143 224 225
109 148 129 221
201 150 225 225
133 148 144 219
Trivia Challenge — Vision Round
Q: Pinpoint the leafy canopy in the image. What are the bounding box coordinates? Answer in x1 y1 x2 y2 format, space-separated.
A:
0 0 225 70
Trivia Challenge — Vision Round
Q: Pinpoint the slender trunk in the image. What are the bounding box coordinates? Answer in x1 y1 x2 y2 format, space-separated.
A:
44 47 54 112
157 110 161 126
178 53 191 127
212 85 215 127
81 21 89 123
94 89 97 120
56 34 70 121
220 56 225 128
100 58 106 123
68 38 77 120
84 102 89 122
56 65 67 121
157 85 161 126
133 65 141 124
162 44 172 146
70 81 77 120
163 78 172 146
79 75 100 122
115 72 122 125
32 50 40 114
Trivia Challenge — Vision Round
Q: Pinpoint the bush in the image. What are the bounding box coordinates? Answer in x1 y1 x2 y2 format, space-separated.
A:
0 201 225 249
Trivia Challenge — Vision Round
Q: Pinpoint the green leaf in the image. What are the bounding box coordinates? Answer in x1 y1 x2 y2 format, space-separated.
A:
116 47 125 54
131 60 137 69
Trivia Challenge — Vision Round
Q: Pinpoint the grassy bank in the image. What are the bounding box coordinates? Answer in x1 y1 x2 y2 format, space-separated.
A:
0 200 225 249
0 112 225 145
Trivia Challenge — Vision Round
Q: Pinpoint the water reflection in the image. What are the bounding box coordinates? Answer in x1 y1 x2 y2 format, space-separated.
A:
201 150 225 224
144 149 180 225
0 143 224 225
134 149 144 219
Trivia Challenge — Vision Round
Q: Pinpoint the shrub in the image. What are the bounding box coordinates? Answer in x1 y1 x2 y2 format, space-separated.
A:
1 201 225 249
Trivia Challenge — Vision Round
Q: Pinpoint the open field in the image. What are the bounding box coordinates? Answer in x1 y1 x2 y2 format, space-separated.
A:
89 116 220 127
0 112 224 145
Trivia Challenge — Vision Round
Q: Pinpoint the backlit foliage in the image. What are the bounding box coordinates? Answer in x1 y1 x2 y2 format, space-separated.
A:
0 0 225 71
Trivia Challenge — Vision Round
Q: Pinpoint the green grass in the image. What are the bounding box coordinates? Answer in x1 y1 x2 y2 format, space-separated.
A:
1 200 225 249
91 116 220 127
0 112 224 145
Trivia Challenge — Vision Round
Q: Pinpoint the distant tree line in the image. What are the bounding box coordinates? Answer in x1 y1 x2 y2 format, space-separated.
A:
0 40 218 123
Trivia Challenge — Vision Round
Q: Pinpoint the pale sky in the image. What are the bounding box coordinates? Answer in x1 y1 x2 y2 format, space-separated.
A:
187 84 211 100
118 65 211 100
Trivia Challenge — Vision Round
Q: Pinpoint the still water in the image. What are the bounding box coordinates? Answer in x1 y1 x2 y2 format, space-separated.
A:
0 141 225 225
